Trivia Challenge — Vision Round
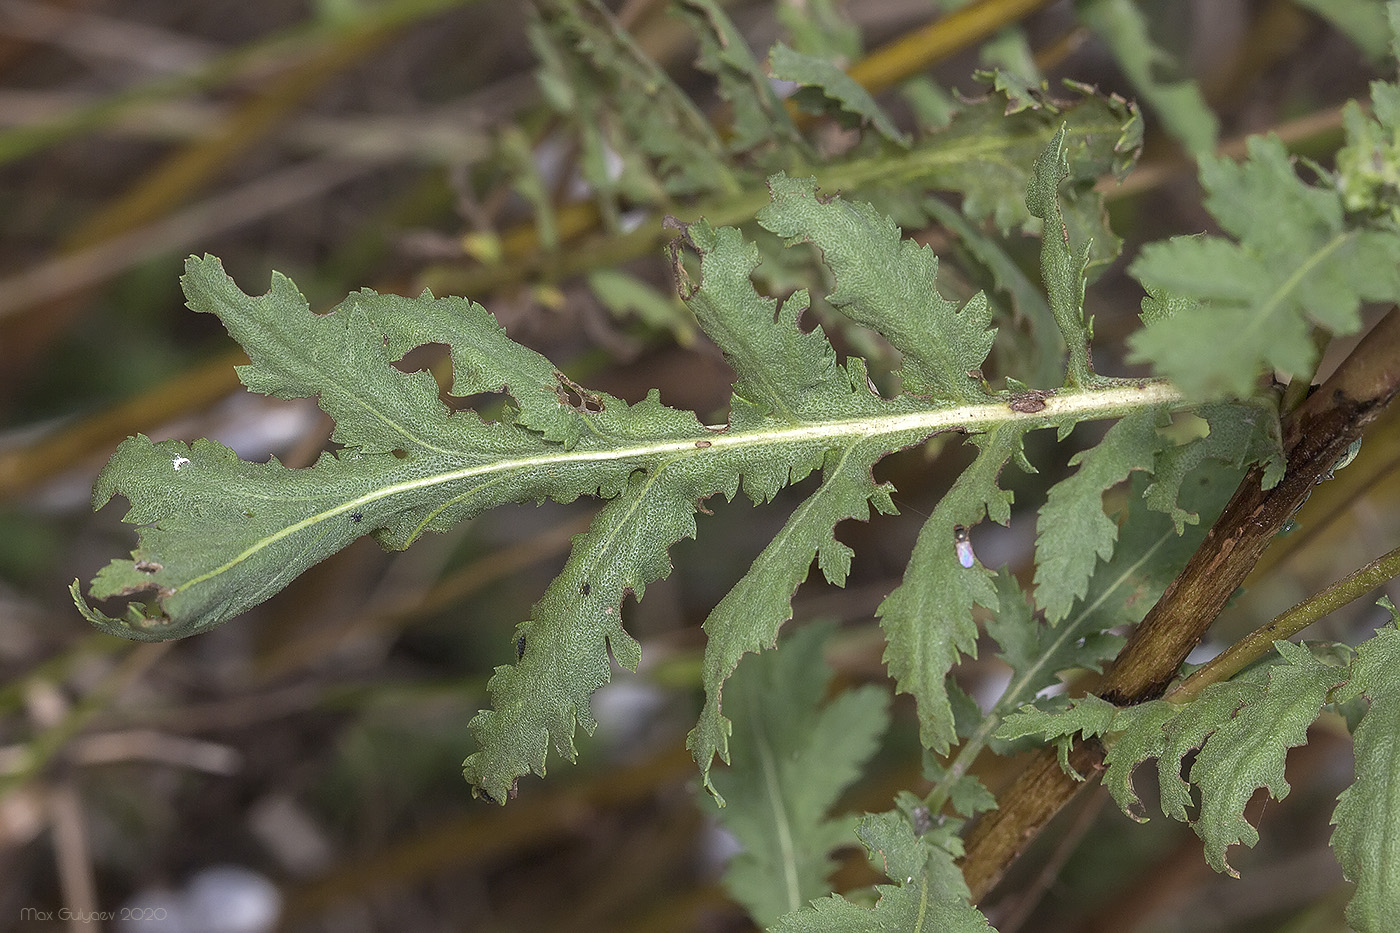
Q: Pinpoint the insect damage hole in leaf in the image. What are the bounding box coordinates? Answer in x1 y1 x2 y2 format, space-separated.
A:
75 148 1191 808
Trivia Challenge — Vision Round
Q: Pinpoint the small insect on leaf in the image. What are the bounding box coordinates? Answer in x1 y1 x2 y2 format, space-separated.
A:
954 525 976 569
516 635 526 659
350 512 363 523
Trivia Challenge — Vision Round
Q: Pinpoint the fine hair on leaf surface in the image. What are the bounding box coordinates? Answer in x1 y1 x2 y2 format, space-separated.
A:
66 4 1400 930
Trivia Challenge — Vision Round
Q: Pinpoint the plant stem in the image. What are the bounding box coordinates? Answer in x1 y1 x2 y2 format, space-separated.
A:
1167 542 1400 704
959 306 1400 901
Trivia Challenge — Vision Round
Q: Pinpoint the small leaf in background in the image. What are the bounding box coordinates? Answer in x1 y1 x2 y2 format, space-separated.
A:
982 569 1121 744
708 622 889 927
1335 79 1400 225
498 125 558 252
677 0 803 156
1293 0 1394 62
586 268 697 346
1075 0 1219 157
1129 130 1400 398
532 0 735 204
769 43 910 146
1143 402 1284 531
775 0 862 63
1060 457 1240 647
769 808 992 932
1330 620 1400 932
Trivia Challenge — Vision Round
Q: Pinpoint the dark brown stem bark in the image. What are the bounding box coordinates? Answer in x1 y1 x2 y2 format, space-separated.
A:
960 307 1400 902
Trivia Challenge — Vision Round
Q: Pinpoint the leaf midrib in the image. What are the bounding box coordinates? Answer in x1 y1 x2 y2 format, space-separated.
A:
177 381 1182 596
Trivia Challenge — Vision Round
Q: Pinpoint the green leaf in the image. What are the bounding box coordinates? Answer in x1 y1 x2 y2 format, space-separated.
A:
769 43 909 146
1075 0 1218 156
1098 698 1183 821
1293 0 1393 62
1101 681 1258 823
78 171 1186 800
995 693 1119 745
1331 624 1400 932
676 0 803 156
1143 402 1284 531
708 623 890 926
878 426 1019 753
586 267 697 346
1034 408 1167 623
1190 642 1344 874
1098 644 1345 874
756 173 995 403
1129 134 1400 398
1026 124 1097 385
994 693 1119 776
770 812 992 932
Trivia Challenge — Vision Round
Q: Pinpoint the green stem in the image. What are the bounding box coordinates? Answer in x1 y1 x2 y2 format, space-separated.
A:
1166 542 1400 704
0 0 477 167
0 643 171 798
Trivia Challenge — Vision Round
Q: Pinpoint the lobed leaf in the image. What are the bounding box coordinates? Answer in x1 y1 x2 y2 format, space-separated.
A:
1331 623 1400 932
688 439 898 794
76 256 704 641
708 623 890 926
756 173 995 403
1129 134 1400 398
1095 643 1346 874
1075 0 1218 156
878 426 1019 754
1033 408 1167 624
1189 642 1344 874
995 694 1119 745
77 159 1187 803
1025 124 1096 385
921 196 1063 388
770 812 991 933
769 42 909 146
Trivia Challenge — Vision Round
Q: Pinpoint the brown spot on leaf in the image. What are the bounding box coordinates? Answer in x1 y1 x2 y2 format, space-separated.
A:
1009 389 1054 413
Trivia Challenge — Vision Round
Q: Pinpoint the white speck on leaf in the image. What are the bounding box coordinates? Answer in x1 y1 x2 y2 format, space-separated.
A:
172 456 191 471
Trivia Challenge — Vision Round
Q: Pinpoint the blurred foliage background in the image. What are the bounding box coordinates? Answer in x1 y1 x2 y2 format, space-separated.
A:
0 1 1397 930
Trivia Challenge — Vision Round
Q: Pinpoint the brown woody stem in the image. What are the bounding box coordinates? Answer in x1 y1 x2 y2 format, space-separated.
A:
960 307 1400 901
